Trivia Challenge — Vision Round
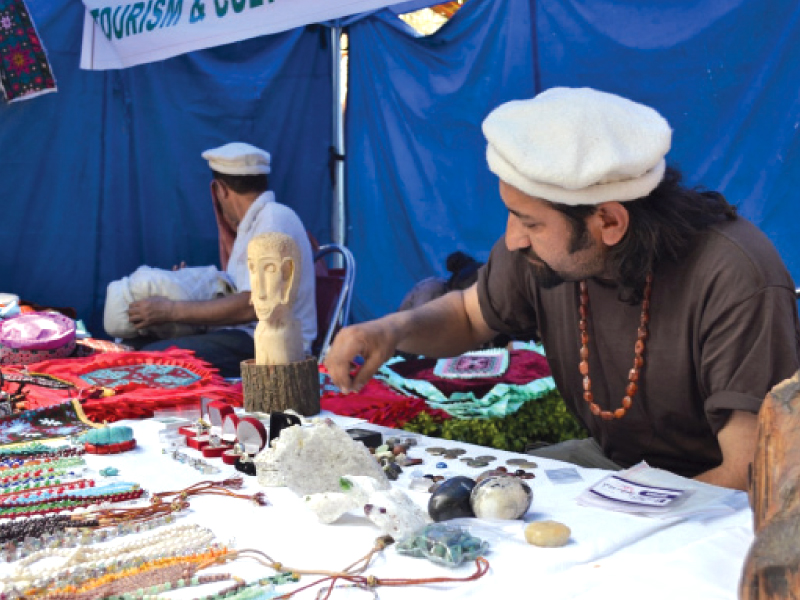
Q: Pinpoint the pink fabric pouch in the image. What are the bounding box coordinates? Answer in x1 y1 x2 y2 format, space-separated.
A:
0 312 76 364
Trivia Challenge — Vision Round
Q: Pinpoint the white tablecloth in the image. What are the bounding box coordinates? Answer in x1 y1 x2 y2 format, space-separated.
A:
3 416 754 599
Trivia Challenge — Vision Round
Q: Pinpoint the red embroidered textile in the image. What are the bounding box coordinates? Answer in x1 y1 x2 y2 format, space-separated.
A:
7 349 242 423
319 367 451 428
385 350 550 399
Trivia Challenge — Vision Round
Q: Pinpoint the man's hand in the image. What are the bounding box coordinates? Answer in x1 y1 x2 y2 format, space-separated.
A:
128 296 176 329
325 286 497 394
324 319 400 393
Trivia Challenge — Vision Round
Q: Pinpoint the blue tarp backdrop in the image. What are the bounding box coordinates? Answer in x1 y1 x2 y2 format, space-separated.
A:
1 0 798 336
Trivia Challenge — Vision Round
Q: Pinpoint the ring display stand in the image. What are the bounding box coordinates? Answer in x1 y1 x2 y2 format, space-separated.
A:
201 401 235 458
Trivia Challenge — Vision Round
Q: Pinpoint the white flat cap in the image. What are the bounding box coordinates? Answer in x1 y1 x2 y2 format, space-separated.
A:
483 87 672 205
202 142 271 176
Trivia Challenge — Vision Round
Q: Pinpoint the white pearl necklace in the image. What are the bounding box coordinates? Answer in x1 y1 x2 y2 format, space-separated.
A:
4 523 215 588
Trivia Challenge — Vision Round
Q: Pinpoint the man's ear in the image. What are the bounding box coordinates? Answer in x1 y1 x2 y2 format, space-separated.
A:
211 180 227 202
595 201 630 247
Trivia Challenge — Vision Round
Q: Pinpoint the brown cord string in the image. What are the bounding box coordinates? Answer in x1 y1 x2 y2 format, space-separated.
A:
228 537 490 599
153 476 268 506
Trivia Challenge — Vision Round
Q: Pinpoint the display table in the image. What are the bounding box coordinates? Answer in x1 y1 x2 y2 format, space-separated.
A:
0 414 753 599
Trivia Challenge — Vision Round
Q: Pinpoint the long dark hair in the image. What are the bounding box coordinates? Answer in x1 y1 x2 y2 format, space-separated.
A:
552 167 737 303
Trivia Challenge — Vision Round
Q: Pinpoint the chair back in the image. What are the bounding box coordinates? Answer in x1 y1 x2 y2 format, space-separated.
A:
313 244 356 360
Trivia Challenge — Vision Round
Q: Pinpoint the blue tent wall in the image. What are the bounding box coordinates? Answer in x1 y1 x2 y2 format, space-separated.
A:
346 0 800 322
0 2 333 336
346 0 537 321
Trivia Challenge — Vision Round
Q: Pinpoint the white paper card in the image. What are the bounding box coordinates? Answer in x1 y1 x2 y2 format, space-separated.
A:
589 475 685 509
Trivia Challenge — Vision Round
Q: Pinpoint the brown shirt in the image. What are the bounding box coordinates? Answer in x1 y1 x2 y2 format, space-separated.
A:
477 217 800 476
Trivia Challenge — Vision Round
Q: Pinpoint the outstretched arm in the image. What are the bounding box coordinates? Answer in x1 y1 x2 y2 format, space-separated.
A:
324 284 498 393
128 292 256 329
694 410 758 491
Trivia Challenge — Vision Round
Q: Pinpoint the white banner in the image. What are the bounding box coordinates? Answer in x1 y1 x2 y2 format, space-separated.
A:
80 0 406 70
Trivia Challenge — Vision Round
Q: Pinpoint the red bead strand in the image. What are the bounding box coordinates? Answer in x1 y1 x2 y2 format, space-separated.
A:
579 273 652 421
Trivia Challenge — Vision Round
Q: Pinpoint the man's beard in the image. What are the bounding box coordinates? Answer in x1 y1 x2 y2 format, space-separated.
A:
519 225 599 289
520 248 568 289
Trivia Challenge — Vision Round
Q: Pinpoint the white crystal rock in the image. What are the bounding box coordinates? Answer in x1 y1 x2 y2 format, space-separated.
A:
363 488 430 538
253 447 285 487
303 475 385 524
304 475 430 538
270 420 389 495
303 492 358 524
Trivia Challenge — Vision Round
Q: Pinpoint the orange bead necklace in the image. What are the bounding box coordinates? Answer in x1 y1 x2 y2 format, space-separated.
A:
579 273 652 420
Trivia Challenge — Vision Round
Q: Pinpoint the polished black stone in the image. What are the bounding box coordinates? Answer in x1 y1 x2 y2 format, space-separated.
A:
427 476 476 522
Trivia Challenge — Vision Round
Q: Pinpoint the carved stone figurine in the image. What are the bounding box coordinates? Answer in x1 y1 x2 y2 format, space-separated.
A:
247 232 305 365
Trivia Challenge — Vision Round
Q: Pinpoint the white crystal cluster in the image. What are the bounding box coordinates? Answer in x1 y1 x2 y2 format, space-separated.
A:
305 475 430 539
255 420 389 495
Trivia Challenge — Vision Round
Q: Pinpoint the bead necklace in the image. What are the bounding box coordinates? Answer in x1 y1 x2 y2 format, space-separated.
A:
0 455 68 471
0 468 78 490
0 514 90 549
6 523 217 590
0 512 182 561
0 456 85 481
17 547 232 599
0 486 144 519
103 573 275 600
0 481 135 506
0 447 83 467
0 477 90 499
579 274 652 420
0 441 82 459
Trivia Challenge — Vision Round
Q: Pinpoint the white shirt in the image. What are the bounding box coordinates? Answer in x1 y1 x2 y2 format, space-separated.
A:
224 191 317 350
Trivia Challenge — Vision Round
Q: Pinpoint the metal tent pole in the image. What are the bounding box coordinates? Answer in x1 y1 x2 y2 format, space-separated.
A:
330 25 346 253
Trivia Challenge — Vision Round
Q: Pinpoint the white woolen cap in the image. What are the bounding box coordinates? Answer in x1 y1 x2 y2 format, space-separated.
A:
482 87 672 205
201 142 271 176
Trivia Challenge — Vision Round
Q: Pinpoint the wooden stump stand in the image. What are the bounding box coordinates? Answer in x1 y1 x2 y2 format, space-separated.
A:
241 356 320 416
740 370 800 599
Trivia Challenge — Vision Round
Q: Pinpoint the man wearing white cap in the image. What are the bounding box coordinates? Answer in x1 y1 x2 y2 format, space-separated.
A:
325 88 800 490
128 142 316 377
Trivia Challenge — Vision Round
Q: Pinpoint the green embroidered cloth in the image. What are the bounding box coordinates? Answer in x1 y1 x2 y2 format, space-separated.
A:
376 344 556 419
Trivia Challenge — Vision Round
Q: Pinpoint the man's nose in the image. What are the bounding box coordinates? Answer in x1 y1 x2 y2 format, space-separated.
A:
505 214 530 251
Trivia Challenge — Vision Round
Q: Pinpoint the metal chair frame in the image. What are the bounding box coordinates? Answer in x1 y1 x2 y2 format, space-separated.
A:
313 243 356 361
